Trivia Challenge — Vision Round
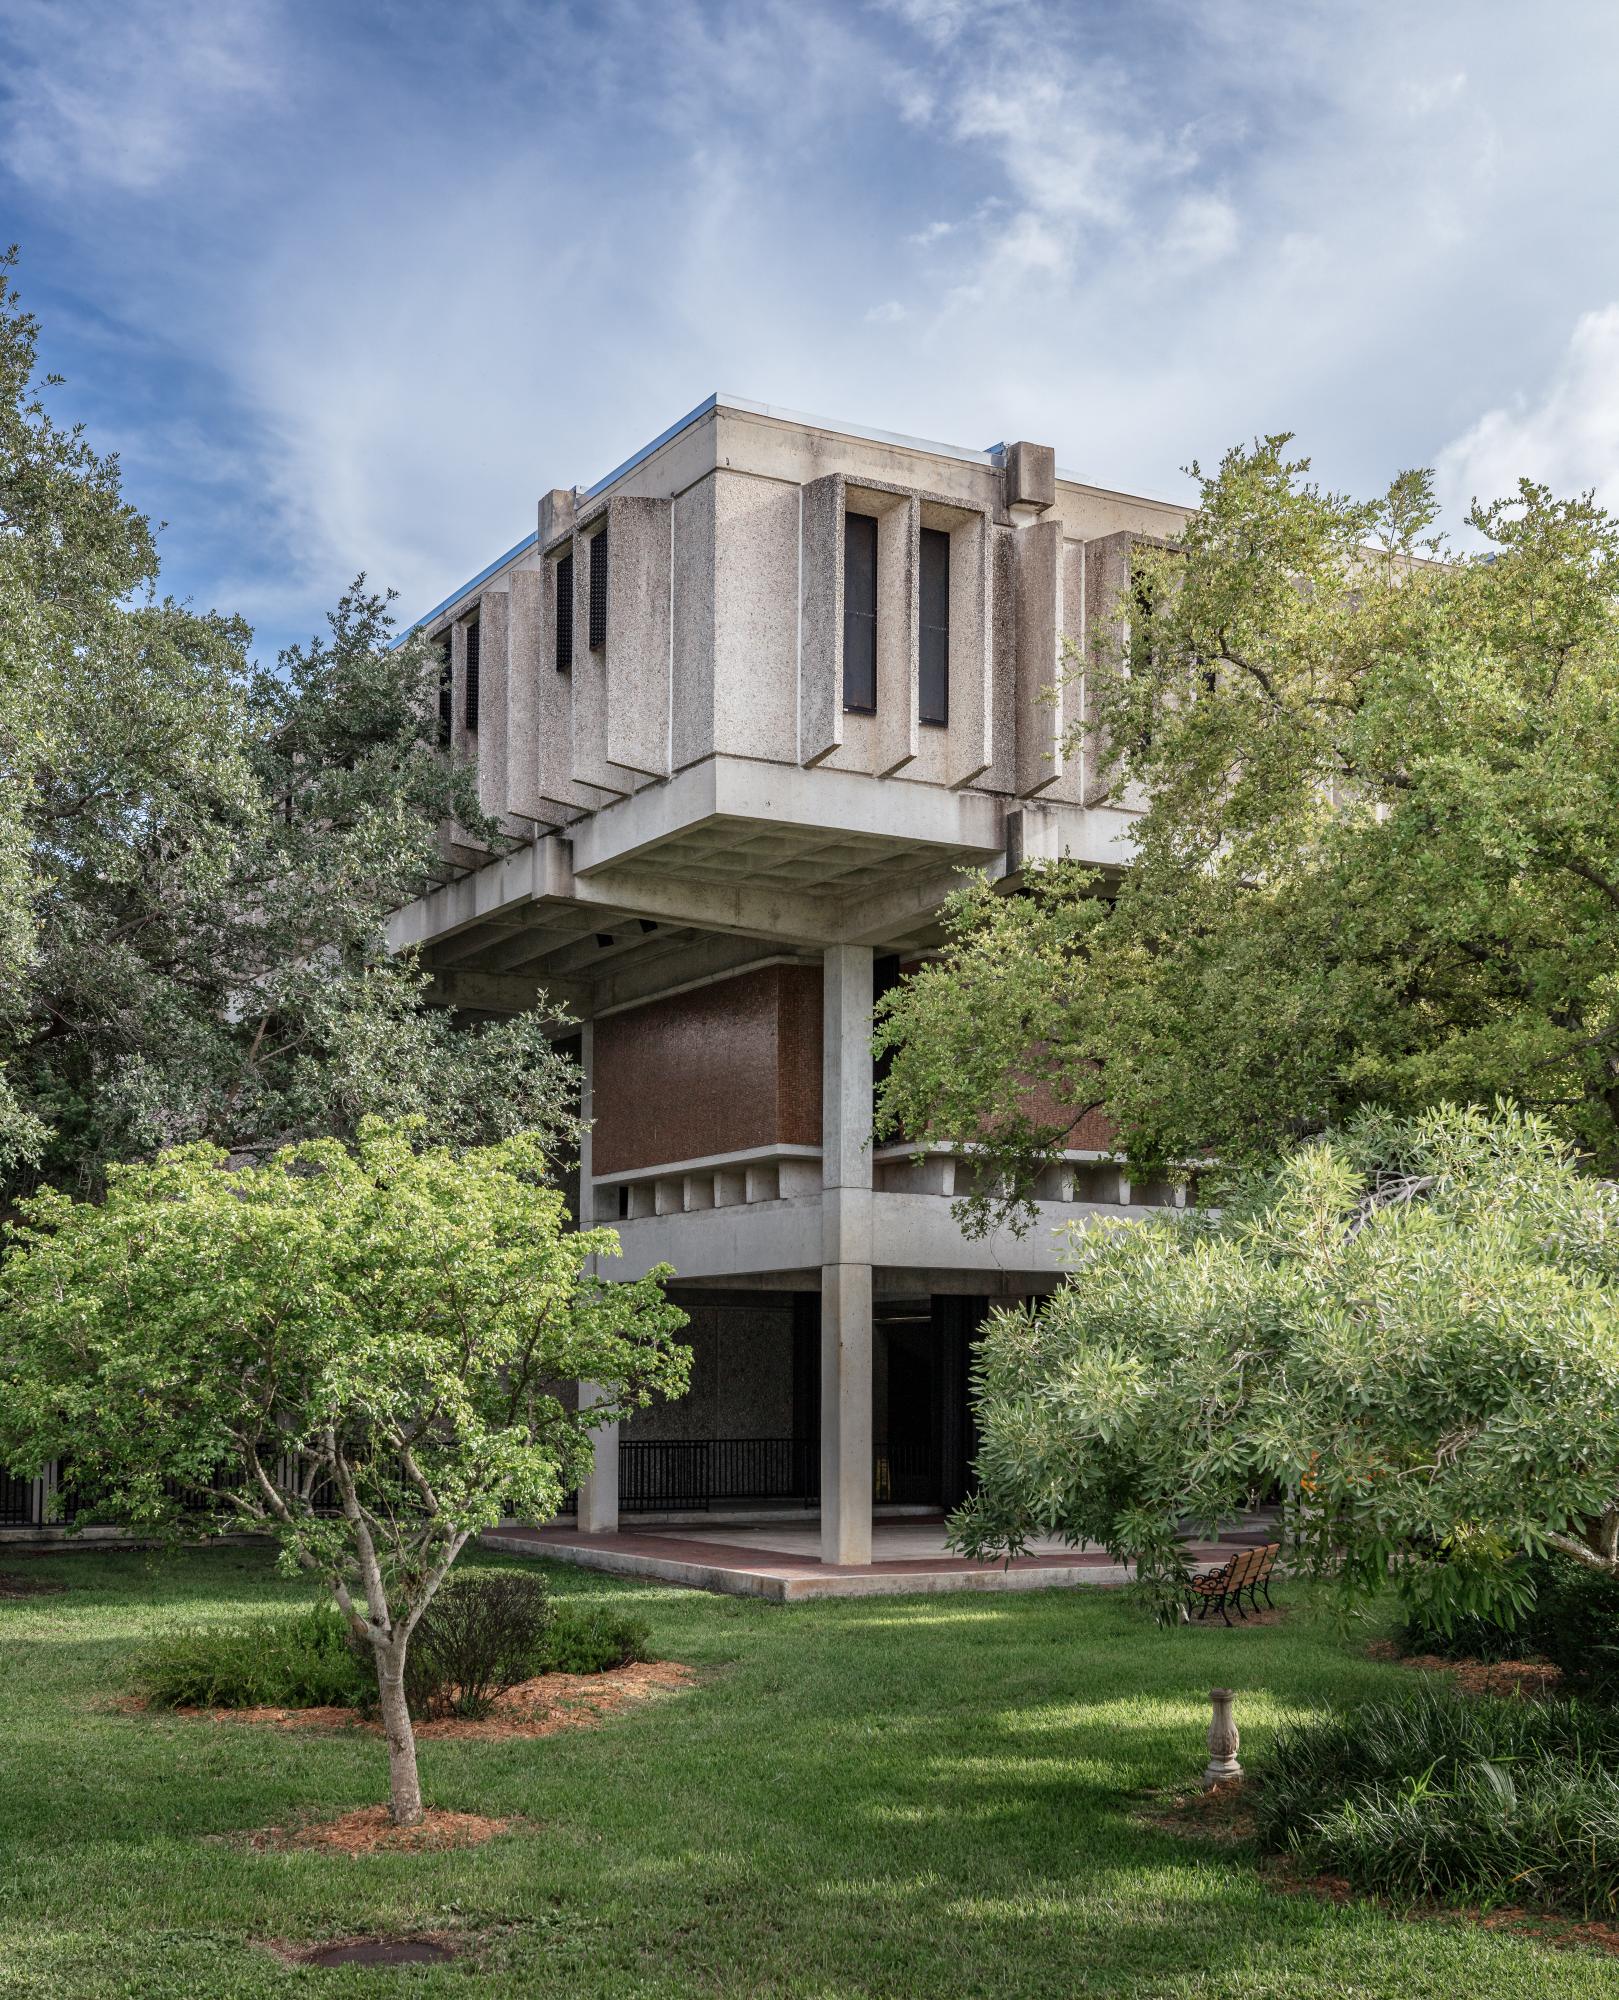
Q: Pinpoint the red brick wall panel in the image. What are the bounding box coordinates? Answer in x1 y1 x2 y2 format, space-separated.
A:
775 965 823 1147
592 965 823 1174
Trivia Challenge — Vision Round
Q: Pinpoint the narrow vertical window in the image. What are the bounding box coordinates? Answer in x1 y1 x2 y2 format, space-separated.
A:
556 551 575 671
843 512 877 713
436 634 452 745
588 527 608 651
919 527 950 726
464 616 480 732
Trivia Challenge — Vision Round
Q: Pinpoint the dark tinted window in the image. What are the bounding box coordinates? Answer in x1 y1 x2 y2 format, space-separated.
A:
588 528 608 650
464 618 480 732
556 551 574 671
843 512 877 713
919 527 950 726
436 635 452 744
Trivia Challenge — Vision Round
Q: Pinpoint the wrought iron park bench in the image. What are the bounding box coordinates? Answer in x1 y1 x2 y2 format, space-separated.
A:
1185 1541 1280 1625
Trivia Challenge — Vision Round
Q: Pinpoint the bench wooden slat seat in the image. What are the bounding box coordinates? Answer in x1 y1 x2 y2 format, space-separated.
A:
1184 1541 1280 1625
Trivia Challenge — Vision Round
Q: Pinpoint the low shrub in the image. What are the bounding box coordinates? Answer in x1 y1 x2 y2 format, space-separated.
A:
137 1602 372 1710
1398 1599 1538 1663
405 1571 553 1719
1524 1556 1619 1701
538 1603 650 1675
134 1574 652 1720
1397 1552 1619 1692
1256 1686 1619 1918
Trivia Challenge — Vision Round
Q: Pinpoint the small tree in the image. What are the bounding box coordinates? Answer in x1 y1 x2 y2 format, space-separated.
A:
0 1120 689 1824
876 442 1619 1222
952 1104 1619 1627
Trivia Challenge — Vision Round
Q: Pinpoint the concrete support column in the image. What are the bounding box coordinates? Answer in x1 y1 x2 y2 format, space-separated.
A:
576 1381 620 1534
574 1022 620 1535
820 944 874 1566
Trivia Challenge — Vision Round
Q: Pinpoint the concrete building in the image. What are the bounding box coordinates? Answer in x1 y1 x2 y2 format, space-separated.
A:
388 393 1192 1576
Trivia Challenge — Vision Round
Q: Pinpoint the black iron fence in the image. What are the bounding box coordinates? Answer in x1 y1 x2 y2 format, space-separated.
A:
617 1436 932 1514
0 1467 43 1528
0 1458 350 1532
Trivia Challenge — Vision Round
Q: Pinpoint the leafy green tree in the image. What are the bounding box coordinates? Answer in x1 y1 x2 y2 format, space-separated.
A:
875 440 1619 1220
0 250 578 1198
0 1120 690 1825
953 1104 1619 1626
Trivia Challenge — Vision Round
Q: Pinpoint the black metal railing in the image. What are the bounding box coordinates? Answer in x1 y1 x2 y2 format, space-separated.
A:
0 1457 357 1532
617 1437 932 1514
0 1467 42 1528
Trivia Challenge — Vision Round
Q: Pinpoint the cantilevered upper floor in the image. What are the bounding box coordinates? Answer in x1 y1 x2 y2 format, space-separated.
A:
391 394 1186 1008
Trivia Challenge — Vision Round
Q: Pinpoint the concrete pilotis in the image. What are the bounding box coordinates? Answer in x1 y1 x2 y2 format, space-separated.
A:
574 1023 621 1535
576 1380 620 1533
820 944 874 1566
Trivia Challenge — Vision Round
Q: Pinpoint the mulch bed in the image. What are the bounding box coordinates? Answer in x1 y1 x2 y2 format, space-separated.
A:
0 1570 68 1598
129 1659 695 1741
246 1806 511 1856
1366 1640 1564 1699
1144 1776 1619 1957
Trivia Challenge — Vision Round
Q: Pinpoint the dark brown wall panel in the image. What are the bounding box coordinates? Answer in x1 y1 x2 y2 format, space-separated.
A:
593 965 823 1174
775 964 823 1147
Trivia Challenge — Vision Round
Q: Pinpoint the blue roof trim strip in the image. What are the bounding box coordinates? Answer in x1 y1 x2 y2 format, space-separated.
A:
582 393 719 499
395 529 539 643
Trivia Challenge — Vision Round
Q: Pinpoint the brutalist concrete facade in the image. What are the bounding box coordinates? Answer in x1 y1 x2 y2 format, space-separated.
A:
390 394 1189 1564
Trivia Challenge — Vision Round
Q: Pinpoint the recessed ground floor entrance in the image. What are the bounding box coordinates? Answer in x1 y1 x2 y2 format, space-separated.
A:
598 1289 990 1520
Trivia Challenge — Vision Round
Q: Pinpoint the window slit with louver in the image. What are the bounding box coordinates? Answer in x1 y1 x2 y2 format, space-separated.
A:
588 527 608 650
843 512 877 713
436 635 452 745
463 617 480 732
556 552 574 671
919 527 950 726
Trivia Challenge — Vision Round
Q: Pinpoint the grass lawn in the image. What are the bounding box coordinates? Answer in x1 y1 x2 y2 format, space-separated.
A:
1 1545 1615 1997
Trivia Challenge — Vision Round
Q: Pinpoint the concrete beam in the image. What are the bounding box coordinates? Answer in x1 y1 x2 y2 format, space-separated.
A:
422 969 587 1017
567 757 1005 880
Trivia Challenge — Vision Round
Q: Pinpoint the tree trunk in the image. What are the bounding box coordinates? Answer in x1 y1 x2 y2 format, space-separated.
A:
374 1642 423 1827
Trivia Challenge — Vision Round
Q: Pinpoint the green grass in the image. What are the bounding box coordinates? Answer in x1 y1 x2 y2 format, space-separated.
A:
1 1547 1615 1997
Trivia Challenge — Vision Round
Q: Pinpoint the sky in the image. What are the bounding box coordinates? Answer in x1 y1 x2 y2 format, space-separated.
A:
5 0 1619 666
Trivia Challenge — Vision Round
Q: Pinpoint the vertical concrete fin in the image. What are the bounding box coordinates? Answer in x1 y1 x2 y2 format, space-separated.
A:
798 472 845 767
474 587 510 823
605 495 674 779
445 616 490 859
570 511 636 799
980 522 1018 796
1013 517 1065 798
875 494 919 778
1081 528 1141 809
947 509 994 789
506 569 545 820
672 476 717 770
521 553 606 818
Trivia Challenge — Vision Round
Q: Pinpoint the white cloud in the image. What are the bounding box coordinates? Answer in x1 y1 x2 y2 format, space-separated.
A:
0 0 280 193
12 0 1619 662
1161 193 1240 268
1436 304 1619 516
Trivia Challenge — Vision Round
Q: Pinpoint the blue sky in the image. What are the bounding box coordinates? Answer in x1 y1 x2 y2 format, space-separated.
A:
5 0 1619 665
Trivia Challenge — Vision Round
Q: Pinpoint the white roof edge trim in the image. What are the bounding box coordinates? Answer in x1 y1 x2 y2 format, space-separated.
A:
394 530 539 646
400 393 1193 640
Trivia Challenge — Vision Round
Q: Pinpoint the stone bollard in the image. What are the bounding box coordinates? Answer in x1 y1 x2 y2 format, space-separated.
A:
1203 1687 1242 1789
